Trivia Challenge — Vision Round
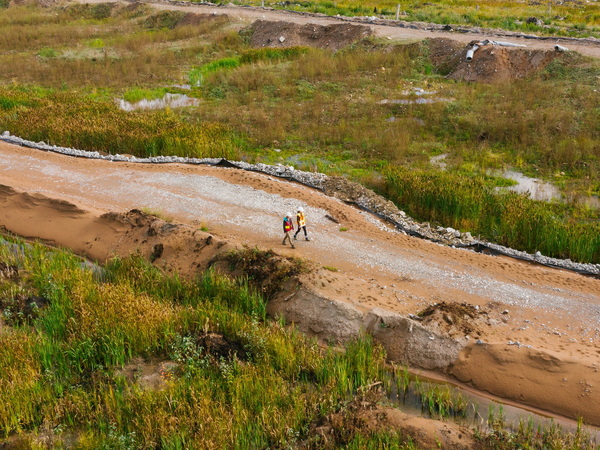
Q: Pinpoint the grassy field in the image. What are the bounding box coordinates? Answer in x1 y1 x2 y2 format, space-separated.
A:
0 2 598 263
229 0 600 38
0 237 597 448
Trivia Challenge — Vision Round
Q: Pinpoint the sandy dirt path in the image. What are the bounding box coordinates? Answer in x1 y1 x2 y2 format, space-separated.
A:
1 140 600 426
78 0 600 58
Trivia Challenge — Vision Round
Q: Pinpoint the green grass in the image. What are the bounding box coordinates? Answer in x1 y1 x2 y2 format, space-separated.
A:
229 0 600 38
1 238 597 447
0 239 398 446
384 167 600 263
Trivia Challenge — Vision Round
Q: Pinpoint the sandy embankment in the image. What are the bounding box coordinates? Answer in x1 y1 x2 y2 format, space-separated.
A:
0 141 599 427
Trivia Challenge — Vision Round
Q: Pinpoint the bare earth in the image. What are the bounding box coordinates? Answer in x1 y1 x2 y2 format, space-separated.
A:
1 141 599 431
77 0 600 58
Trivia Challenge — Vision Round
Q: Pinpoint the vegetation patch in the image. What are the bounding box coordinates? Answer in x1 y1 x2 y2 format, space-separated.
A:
385 167 600 263
477 408 596 449
308 387 412 448
224 246 308 298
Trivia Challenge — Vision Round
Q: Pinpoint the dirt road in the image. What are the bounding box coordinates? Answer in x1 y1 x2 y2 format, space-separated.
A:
1 140 600 427
79 0 600 58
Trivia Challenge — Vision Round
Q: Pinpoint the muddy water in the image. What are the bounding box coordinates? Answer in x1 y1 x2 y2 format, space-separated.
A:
499 170 562 202
116 93 199 111
390 373 600 441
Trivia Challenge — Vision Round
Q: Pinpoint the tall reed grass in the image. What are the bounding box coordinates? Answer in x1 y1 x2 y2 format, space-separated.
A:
0 86 241 159
384 167 600 263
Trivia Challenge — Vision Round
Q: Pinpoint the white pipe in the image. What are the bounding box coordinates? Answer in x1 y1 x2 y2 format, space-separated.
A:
466 44 479 61
492 41 526 48
554 44 568 52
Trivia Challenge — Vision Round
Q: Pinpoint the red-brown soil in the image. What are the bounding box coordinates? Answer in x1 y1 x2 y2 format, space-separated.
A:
249 19 372 51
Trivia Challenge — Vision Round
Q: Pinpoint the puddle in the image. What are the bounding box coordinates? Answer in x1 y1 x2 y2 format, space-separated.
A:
496 170 561 202
116 93 200 111
401 88 437 96
379 97 452 105
430 153 448 170
380 87 453 105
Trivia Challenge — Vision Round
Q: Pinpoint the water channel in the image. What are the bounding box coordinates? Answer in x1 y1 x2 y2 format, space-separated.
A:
389 371 600 442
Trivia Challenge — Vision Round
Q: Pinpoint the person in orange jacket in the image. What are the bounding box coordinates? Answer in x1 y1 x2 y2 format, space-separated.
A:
294 207 310 241
282 212 295 249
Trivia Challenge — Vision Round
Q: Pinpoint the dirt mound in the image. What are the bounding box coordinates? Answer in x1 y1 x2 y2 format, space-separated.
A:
176 12 230 28
416 301 483 338
427 38 466 75
249 20 372 51
217 246 308 299
442 41 560 82
427 38 562 82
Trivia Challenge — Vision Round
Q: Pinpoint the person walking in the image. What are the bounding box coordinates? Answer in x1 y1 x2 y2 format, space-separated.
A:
294 207 309 241
282 212 295 248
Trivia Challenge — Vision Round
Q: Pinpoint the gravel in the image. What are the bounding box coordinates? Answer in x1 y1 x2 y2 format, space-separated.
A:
2 131 599 278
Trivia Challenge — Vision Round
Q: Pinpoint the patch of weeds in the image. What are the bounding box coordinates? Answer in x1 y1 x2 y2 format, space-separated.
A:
37 47 58 58
307 387 413 448
339 227 349 232
140 208 173 222
239 46 309 64
189 57 241 86
143 11 186 30
169 332 248 377
414 380 468 418
122 87 168 103
0 286 48 327
87 38 105 49
323 266 338 272
225 246 308 298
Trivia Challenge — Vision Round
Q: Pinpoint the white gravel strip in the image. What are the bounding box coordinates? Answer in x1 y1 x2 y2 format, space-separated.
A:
2 131 599 278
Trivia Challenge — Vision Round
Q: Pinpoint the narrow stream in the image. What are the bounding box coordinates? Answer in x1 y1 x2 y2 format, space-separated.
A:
388 372 600 442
